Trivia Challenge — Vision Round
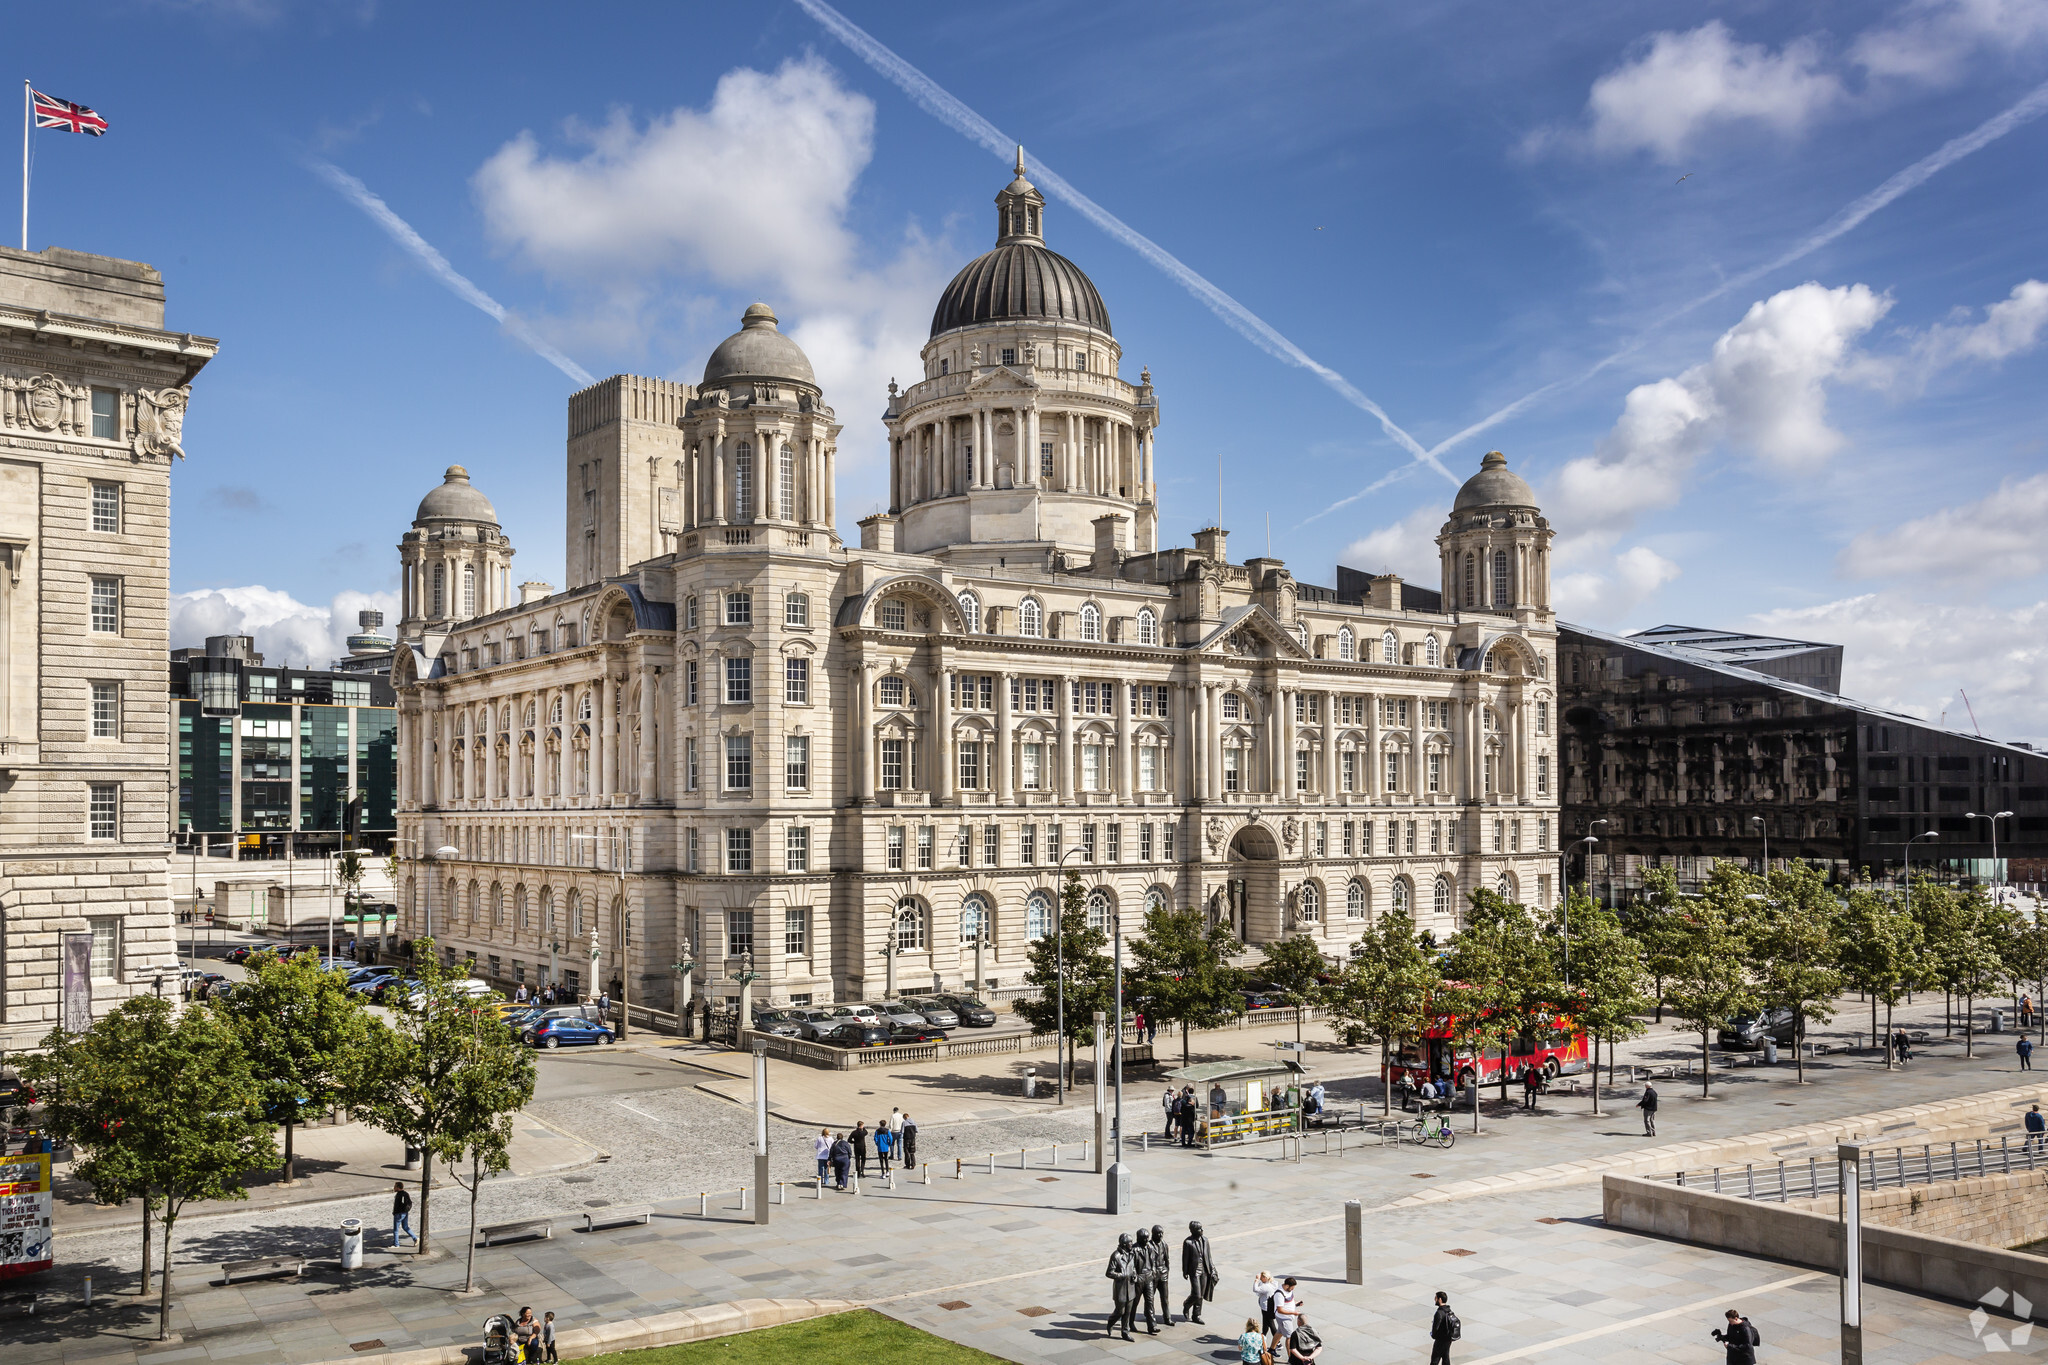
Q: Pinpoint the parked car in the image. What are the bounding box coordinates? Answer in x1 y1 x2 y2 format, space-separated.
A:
751 1009 808 1038
516 1004 605 1040
531 1016 615 1049
826 1003 883 1023
901 997 960 1028
1719 1007 1798 1050
370 976 420 1003
887 1023 949 1045
870 1000 935 1029
401 979 498 1011
180 969 227 999
813 1021 892 1049
933 994 997 1027
789 1008 843 1042
223 945 259 964
344 966 387 986
1241 991 1286 1011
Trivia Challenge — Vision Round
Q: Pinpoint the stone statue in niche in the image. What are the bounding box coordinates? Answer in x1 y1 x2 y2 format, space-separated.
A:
969 346 982 366
1282 816 1300 851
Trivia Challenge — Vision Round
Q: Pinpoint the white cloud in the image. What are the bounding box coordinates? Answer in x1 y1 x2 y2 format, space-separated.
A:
1910 278 2048 371
471 56 951 511
1549 282 1891 543
172 586 398 669
1750 592 2048 744
1852 0 2048 84
1553 545 1683 623
1338 504 1443 583
1841 471 2048 582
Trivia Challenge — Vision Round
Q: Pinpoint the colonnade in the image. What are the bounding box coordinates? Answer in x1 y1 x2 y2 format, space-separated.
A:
890 406 1155 509
679 424 835 530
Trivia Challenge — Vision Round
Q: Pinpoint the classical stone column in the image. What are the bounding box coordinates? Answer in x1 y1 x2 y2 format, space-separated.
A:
711 430 727 523
1115 681 1133 800
996 670 1016 805
854 660 876 804
1185 683 1203 803
638 656 659 802
598 670 616 797
1325 697 1340 801
1206 683 1224 802
933 651 955 805
1277 679 1295 798
1056 677 1076 800
823 443 836 528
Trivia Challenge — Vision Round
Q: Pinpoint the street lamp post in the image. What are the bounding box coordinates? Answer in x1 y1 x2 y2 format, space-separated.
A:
1965 811 2014 898
1562 835 1599 986
572 828 631 1039
1107 901 1130 1215
1840 1141 1864 1364
751 1037 771 1226
673 938 696 1038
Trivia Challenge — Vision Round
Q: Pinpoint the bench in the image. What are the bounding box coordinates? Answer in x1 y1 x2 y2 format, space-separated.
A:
581 1204 652 1232
479 1217 553 1246
221 1255 306 1284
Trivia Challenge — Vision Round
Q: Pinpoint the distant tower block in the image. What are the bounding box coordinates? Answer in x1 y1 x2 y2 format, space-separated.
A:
347 609 393 657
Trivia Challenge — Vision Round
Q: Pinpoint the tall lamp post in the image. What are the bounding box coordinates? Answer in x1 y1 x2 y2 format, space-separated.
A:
1965 811 2014 898
673 938 696 1039
1561 835 1599 986
1056 846 1086 1105
572 828 631 1039
1107 898 1129 1215
750 1037 771 1225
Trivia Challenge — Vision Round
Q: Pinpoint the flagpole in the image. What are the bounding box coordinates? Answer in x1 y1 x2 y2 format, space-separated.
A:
21 80 29 250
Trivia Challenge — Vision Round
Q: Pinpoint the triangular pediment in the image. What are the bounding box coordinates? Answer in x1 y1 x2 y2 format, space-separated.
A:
1193 605 1313 660
964 366 1038 393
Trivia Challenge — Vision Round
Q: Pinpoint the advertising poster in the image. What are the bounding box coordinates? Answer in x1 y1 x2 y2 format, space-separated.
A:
0 1154 53 1279
61 932 93 1034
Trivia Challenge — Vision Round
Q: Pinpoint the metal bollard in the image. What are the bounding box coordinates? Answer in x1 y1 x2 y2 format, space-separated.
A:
955 1157 963 1180
739 1186 747 1211
1713 1167 1722 1193
988 1152 995 1175
776 1181 786 1205
923 1161 931 1185
851 1169 860 1194
1052 1143 1059 1166
1082 1139 1089 1165
700 1192 708 1217
1746 1164 1755 1199
1142 1131 1149 1153
82 1276 91 1307
1021 1147 1027 1169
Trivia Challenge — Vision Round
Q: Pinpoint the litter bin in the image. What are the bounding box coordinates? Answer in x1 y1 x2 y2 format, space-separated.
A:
403 1144 422 1169
1993 1009 2006 1034
1023 1070 1037 1099
340 1218 364 1270
1762 1038 1778 1065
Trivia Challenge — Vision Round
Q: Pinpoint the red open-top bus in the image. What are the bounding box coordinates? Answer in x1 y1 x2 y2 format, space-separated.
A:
1383 995 1589 1090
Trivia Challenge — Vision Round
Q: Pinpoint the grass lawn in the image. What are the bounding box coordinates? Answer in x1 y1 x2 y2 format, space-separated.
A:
581 1309 1014 1365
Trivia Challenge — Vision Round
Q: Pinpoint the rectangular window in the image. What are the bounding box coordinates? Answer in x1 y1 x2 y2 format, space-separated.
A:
90 577 120 634
1511 819 1522 853
1001 347 1017 365
785 657 809 704
957 824 973 866
1427 751 1443 793
725 591 751 625
1536 700 1549 735
984 823 998 867
785 735 809 789
90 389 118 441
1494 818 1505 853
1295 751 1310 793
1315 822 1328 857
1536 754 1550 796
1429 820 1441 854
1341 751 1356 792
1343 820 1356 856
685 596 699 630
1385 752 1400 793
725 734 752 789
90 681 119 739
90 481 120 531
1039 443 1054 477
784 907 808 956
916 825 934 871
786 826 809 873
1446 820 1457 854
725 656 752 704
1224 748 1242 792
881 600 906 631
726 908 755 956
881 738 905 790
979 675 994 709
686 828 700 873
958 740 982 790
88 915 119 979
1021 823 1036 865
1048 823 1061 862
1106 824 1121 862
887 825 905 870
1021 741 1042 791
1162 823 1174 862
1404 821 1416 854
685 737 699 791
1081 823 1097 861
88 783 118 839
1138 746 1157 792
725 829 753 874
686 660 699 705
1538 818 1550 851
1140 823 1154 861
1082 743 1103 791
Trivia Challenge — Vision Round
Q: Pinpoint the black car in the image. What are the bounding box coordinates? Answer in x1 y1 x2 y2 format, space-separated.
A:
888 1023 949 1045
1719 1007 1798 1050
933 994 997 1027
815 1021 893 1049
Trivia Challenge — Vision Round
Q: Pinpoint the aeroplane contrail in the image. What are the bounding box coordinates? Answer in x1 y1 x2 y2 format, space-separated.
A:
792 0 1454 486
309 159 596 387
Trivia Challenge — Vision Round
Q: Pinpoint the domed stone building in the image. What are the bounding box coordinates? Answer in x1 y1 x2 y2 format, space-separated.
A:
389 157 1560 1018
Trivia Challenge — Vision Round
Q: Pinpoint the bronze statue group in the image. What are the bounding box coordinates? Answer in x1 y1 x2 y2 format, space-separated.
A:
1103 1220 1218 1341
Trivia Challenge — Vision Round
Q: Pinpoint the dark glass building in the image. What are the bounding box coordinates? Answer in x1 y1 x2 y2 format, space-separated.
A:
1559 622 2045 900
170 634 397 857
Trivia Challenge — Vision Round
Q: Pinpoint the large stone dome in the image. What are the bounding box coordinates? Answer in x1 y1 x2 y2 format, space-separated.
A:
930 241 1111 338
702 303 816 387
415 465 498 524
1452 450 1537 512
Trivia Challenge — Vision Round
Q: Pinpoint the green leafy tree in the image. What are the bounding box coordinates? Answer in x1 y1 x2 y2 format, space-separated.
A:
441 1019 537 1292
1439 892 1549 1130
1012 872 1114 1091
217 951 371 1183
1259 933 1332 1044
1126 906 1246 1067
1327 909 1438 1114
343 939 520 1256
17 1022 160 1291
1837 880 1925 1070
23 997 275 1340
1546 892 1650 1115
1746 862 1844 1085
1652 866 1758 1096
2001 909 2048 1045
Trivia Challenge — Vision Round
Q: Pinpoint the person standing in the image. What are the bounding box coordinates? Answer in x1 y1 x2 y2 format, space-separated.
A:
2027 1104 2045 1152
1712 1308 1760 1364
540 1311 559 1363
813 1128 832 1185
901 1112 919 1168
1272 1278 1301 1352
2019 1035 2035 1071
851 1120 871 1179
888 1106 904 1139
1162 1085 1177 1132
1429 1291 1460 1365
1180 1087 1200 1146
1237 1318 1266 1365
391 1181 414 1248
1637 1082 1659 1137
829 1132 852 1190
2024 995 2037 1031
1253 1271 1279 1341
875 1121 894 1174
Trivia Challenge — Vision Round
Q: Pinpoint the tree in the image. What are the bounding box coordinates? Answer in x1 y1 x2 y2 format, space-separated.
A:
440 1019 536 1292
1917 883 2006 1058
1652 866 1757 1097
2002 909 2048 1046
217 951 371 1183
17 1022 159 1293
1126 906 1246 1067
1545 892 1650 1115
1438 893 1547 1131
1746 862 1843 1085
22 997 275 1339
1011 872 1114 1091
1326 909 1438 1114
1836 881 1924 1070
343 939 525 1257
1259 934 1331 1044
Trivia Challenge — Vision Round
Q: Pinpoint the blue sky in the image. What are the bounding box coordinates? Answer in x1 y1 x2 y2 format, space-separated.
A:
31 1 2048 739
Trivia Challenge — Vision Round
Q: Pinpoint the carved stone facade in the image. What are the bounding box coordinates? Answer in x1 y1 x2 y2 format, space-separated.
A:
391 166 1560 1010
0 245 217 1046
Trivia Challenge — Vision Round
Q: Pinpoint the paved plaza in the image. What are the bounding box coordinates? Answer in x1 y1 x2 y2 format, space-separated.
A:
16 997 2048 1363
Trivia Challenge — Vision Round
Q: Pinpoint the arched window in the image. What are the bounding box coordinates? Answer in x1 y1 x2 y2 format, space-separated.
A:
462 564 477 617
1299 883 1321 923
784 592 809 627
1080 603 1101 641
1463 552 1476 607
957 591 980 635
568 888 584 937
1496 872 1514 901
1137 608 1158 647
1381 631 1398 664
1392 878 1411 914
522 701 536 727
539 887 554 937
1145 887 1168 916
1425 636 1441 667
490 883 505 926
498 706 511 733
577 692 593 722
895 897 926 951
733 442 753 519
1433 876 1454 917
1493 550 1510 605
778 443 795 518
453 714 466 738
550 696 564 725
1338 626 1355 661
959 894 991 944
465 879 479 926
431 563 446 617
514 885 530 930
1290 622 1308 651
1019 598 1043 638
1347 880 1368 919
1086 889 1111 932
1026 891 1053 941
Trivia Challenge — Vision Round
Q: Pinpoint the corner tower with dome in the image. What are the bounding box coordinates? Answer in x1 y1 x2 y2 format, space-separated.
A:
385 160 1560 1023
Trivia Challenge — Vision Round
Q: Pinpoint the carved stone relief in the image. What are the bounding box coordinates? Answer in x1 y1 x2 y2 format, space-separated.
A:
134 386 189 459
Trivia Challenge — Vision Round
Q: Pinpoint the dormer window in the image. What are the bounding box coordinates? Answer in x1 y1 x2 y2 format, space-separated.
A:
1001 347 1017 366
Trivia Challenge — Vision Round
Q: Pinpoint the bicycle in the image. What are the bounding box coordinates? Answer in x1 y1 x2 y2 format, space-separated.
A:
1411 1113 1456 1149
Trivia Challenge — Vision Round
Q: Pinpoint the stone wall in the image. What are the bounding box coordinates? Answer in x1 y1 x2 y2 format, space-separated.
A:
1781 1165 2048 1247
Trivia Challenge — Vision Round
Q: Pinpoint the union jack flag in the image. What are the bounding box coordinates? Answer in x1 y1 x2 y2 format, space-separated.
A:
31 89 108 136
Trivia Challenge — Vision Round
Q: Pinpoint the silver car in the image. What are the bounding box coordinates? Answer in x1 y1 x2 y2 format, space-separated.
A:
871 1000 934 1029
791 1007 843 1041
902 996 960 1027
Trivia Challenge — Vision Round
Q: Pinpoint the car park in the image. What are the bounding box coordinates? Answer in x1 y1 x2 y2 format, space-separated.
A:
814 1021 892 1048
531 1016 615 1049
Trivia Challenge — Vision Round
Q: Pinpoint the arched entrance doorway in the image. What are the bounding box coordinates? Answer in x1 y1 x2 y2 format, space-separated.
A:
1225 823 1280 944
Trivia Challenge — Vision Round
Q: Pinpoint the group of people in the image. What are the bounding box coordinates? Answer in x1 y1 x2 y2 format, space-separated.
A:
1105 1220 1218 1341
1244 1272 1324 1364
814 1108 918 1189
1393 1071 1459 1111
505 1306 558 1362
1161 1086 1202 1146
511 983 582 1009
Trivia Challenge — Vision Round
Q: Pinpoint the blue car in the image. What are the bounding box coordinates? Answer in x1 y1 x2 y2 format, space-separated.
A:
531 1016 615 1049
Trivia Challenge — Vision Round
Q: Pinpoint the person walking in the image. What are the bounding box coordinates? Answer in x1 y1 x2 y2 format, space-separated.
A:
875 1121 895 1174
1429 1291 1460 1365
1894 1029 1913 1064
391 1181 415 1248
1712 1309 1760 1363
2027 1104 2045 1152
1180 1086 1199 1146
540 1311 559 1363
1272 1277 1302 1352
851 1120 871 1178
1637 1081 1659 1137
2024 995 2037 1031
829 1132 852 1190
1522 1065 1542 1110
813 1128 832 1186
1307 1080 1326 1120
901 1112 919 1167
1253 1271 1279 1342
2019 1035 2034 1071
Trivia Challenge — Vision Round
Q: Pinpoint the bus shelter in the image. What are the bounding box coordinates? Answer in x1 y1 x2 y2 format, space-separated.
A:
1167 1058 1304 1149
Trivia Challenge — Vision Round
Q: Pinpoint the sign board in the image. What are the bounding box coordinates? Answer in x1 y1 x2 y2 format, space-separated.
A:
0 1153 53 1279
60 932 93 1034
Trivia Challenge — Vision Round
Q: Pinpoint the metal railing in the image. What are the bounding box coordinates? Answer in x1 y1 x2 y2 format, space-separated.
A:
1656 1134 2044 1201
